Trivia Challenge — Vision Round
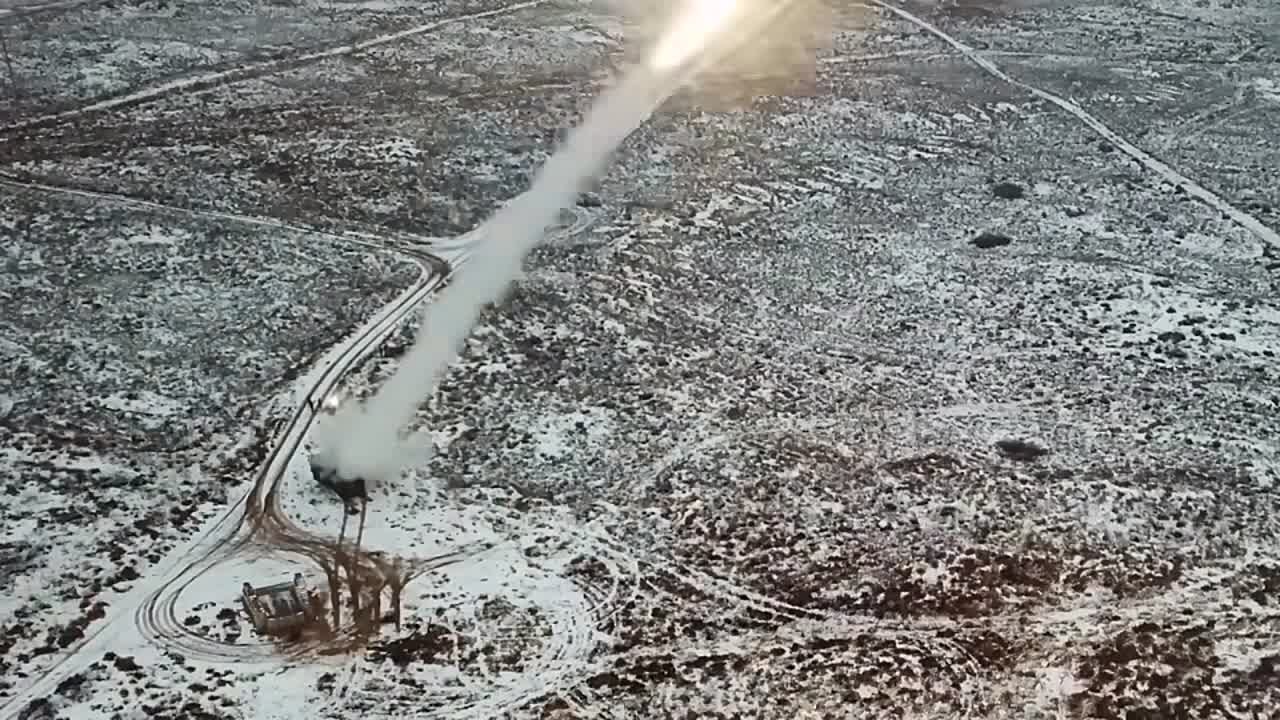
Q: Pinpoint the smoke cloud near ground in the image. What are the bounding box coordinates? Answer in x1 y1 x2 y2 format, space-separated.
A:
318 70 669 486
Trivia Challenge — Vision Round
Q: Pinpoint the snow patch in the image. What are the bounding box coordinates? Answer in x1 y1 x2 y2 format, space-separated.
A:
528 406 615 460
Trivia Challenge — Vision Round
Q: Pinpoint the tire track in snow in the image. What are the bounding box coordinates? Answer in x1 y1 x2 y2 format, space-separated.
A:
0 0 551 134
7 20 768 713
133 263 462 656
866 0 1280 250
0 172 435 256
569 542 1005 715
595 532 828 623
238 210 625 720
0 0 93 19
334 517 640 720
452 524 639 718
0 175 442 720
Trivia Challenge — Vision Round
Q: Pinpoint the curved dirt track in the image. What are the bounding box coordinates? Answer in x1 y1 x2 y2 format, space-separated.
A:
130 246 455 660
129 206 608 669
0 175 451 719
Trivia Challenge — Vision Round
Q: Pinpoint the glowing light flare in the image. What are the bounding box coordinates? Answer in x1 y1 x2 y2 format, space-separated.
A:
648 0 744 71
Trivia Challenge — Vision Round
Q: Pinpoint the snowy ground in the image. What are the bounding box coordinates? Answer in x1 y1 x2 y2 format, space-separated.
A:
1 0 1278 718
0 186 418 712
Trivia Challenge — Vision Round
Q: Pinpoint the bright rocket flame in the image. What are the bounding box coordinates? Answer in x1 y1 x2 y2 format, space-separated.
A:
649 0 743 71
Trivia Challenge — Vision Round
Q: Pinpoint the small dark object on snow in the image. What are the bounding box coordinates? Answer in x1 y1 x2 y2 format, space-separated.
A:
995 439 1049 462
971 231 1014 249
369 624 459 667
241 574 317 636
112 655 141 673
992 181 1025 200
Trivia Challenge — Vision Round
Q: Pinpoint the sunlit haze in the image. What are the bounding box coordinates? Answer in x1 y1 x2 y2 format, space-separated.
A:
648 0 743 70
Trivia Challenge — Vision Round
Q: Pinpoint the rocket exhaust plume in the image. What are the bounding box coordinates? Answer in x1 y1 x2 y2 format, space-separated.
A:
318 70 670 485
315 0 796 486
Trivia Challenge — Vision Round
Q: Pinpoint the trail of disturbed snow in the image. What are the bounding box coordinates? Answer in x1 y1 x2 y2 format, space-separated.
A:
0 0 551 134
0 176 442 720
867 0 1279 249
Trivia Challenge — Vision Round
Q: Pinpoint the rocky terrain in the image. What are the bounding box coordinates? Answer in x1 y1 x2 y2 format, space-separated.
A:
1 0 1276 718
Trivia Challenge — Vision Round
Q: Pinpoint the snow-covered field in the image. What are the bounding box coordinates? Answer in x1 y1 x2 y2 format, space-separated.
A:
0 182 420 716
1 0 1277 718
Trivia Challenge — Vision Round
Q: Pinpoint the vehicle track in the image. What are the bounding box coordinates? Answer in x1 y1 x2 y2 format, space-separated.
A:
0 172 429 255
2 118 626 720
0 0 552 134
133 250 452 650
0 177 447 720
866 0 1280 250
4 10 809 710
131 195 607 684
0 0 95 20
329 516 644 720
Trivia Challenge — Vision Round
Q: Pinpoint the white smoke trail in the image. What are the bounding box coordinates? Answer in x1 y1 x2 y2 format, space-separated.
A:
320 69 671 485
316 0 808 486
